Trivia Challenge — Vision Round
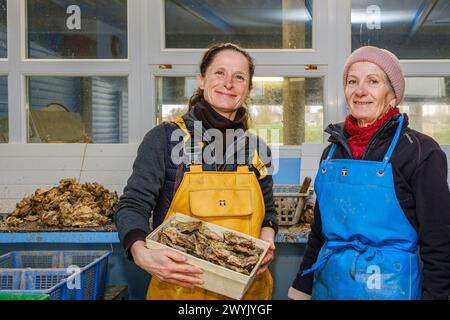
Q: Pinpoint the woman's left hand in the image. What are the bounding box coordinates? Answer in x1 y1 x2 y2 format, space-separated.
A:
256 227 276 277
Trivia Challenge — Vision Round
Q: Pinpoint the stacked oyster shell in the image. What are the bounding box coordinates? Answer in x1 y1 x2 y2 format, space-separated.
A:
159 220 263 275
6 178 118 228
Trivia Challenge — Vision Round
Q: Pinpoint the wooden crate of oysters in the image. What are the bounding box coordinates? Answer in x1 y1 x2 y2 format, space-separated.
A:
145 213 270 300
0 178 118 232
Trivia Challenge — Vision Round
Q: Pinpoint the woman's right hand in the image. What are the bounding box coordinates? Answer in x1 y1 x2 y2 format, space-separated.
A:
130 240 204 288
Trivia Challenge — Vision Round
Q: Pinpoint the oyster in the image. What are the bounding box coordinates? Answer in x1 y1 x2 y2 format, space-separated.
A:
195 232 211 247
199 224 222 241
234 244 264 257
209 240 236 261
226 254 259 270
219 262 250 275
223 231 256 249
162 227 196 252
194 240 208 258
41 210 59 226
209 241 259 270
23 214 40 222
160 233 188 253
170 221 202 234
208 251 250 275
5 216 23 227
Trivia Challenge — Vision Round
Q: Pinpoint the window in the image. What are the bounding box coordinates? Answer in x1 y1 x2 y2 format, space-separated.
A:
164 0 312 49
351 0 450 59
0 76 7 142
27 76 128 143
27 0 128 59
156 76 324 145
400 77 450 144
251 77 323 144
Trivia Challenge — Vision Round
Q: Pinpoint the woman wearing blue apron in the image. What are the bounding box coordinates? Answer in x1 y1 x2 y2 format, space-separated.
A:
289 46 450 300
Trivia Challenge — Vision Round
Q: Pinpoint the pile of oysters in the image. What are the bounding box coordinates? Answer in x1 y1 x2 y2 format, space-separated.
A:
6 178 118 228
159 220 264 275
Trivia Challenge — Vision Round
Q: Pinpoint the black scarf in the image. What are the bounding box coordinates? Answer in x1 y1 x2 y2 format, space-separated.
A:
192 99 247 155
192 99 247 133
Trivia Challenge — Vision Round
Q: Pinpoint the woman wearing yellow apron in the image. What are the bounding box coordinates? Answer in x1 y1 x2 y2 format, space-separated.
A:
115 43 277 300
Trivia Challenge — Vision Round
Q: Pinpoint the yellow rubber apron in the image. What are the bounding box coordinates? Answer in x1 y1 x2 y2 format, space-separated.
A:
146 164 273 300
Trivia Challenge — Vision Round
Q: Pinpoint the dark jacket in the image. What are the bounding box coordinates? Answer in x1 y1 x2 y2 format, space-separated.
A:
115 110 278 260
292 114 450 300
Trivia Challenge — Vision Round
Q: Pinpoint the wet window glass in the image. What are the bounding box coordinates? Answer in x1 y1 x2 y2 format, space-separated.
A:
0 76 8 143
156 76 324 145
400 77 450 144
27 0 127 59
165 0 313 49
351 0 450 59
0 0 6 58
28 76 128 143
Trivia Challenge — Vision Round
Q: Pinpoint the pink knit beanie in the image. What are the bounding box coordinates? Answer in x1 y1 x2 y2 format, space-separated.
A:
342 46 405 105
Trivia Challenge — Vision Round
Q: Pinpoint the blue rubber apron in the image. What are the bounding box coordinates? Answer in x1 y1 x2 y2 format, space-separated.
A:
303 114 421 300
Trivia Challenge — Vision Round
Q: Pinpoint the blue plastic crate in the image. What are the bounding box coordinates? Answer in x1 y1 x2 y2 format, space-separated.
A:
0 250 111 300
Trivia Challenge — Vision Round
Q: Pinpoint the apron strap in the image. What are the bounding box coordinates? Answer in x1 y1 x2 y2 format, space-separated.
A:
302 239 370 276
378 114 404 174
326 144 338 161
320 144 338 173
302 238 414 277
172 116 203 166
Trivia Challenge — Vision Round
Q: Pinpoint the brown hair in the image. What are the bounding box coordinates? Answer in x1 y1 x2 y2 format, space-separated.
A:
188 43 255 114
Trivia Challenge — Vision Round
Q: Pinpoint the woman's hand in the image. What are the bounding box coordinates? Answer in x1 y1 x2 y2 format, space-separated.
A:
256 227 276 277
130 240 204 288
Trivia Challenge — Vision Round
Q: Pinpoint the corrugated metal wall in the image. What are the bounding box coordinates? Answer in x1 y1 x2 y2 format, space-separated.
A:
29 77 81 112
91 77 128 143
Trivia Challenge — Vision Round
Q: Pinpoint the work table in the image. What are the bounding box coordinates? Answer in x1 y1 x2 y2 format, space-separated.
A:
0 225 310 244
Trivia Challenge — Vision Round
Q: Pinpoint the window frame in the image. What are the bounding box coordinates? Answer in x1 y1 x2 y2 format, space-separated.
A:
2 0 146 144
148 0 330 66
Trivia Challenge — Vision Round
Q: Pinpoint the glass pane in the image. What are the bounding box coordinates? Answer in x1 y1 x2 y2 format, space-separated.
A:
27 0 127 59
250 77 323 144
28 76 128 143
0 0 6 58
400 77 450 144
0 76 8 143
156 76 324 145
351 0 450 59
165 0 313 49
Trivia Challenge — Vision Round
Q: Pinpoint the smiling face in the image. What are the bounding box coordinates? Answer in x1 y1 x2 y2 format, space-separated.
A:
198 50 250 120
345 61 397 127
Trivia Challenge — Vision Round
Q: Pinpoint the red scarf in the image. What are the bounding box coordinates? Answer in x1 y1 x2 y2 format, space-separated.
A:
344 108 400 159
